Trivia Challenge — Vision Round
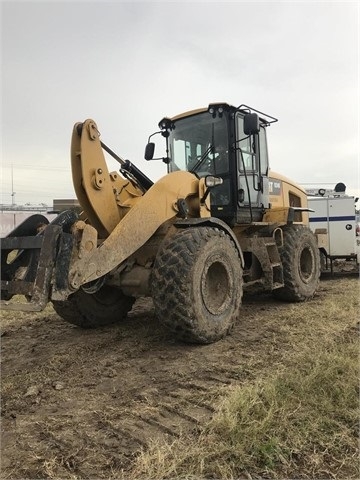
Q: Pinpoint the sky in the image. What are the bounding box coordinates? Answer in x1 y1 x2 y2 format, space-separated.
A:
1 0 359 207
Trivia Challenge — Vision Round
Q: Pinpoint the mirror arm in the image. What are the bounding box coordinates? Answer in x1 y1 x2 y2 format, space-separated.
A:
148 130 161 143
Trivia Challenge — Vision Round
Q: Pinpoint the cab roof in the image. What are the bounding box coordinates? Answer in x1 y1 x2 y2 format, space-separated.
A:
169 103 277 127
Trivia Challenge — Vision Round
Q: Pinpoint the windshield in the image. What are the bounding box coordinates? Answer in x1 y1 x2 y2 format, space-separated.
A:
168 112 229 178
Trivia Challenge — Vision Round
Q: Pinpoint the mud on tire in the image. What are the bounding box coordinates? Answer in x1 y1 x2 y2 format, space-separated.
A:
52 286 135 328
151 227 243 344
273 225 320 302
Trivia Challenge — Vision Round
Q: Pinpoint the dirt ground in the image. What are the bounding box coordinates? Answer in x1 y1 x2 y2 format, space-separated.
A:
1 274 358 479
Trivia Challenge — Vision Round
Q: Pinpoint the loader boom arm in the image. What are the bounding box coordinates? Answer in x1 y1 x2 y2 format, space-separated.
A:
69 119 210 289
69 170 206 289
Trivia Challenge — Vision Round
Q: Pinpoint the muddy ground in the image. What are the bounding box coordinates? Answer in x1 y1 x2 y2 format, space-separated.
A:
1 274 358 479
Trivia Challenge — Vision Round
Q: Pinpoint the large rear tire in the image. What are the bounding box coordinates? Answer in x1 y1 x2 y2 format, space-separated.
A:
151 227 243 344
52 285 135 328
273 225 320 302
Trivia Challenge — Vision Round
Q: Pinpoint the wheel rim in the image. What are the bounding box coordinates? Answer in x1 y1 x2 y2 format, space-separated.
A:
299 245 315 283
201 260 231 315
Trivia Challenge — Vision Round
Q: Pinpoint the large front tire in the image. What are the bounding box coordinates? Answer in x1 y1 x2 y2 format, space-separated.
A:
52 286 135 328
273 225 320 302
151 227 243 344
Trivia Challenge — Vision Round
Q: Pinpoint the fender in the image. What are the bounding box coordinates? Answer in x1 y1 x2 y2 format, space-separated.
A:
174 217 245 268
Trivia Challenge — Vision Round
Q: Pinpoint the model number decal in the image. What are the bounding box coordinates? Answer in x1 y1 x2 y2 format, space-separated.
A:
269 179 282 195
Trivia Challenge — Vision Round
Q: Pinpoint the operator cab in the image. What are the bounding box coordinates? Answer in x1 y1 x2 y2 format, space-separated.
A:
146 103 277 226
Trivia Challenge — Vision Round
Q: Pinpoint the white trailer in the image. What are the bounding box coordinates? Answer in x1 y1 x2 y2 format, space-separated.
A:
306 186 359 272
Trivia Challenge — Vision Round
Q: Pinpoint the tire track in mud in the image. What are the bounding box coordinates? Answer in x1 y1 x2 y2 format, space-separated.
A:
84 309 269 456
121 378 222 444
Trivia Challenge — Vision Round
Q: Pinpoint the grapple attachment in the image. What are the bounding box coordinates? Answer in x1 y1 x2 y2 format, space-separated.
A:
1 211 77 311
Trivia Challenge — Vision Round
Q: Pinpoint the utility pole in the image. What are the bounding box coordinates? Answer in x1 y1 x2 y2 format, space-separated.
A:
11 164 16 206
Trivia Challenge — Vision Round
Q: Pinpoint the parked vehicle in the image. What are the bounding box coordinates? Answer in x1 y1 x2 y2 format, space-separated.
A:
306 184 359 273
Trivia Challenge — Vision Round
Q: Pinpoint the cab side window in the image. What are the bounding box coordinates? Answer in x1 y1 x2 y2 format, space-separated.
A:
236 114 268 175
236 115 256 172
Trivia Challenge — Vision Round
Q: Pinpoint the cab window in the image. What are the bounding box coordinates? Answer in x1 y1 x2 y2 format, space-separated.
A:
236 115 268 175
236 115 256 172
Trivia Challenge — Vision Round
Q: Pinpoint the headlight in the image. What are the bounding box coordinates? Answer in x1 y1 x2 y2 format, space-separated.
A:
205 176 223 188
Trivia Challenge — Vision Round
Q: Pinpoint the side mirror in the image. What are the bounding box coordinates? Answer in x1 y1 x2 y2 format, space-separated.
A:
144 142 155 160
244 113 260 135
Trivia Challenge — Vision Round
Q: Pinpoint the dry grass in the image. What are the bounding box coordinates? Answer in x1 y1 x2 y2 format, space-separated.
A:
130 278 360 480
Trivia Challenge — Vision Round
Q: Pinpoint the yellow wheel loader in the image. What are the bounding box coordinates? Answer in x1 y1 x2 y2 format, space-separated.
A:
1 103 320 344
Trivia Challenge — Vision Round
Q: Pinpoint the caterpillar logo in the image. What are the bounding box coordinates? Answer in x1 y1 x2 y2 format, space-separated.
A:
269 179 282 196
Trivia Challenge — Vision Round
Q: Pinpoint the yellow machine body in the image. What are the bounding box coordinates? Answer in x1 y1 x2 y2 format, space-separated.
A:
1 103 321 343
